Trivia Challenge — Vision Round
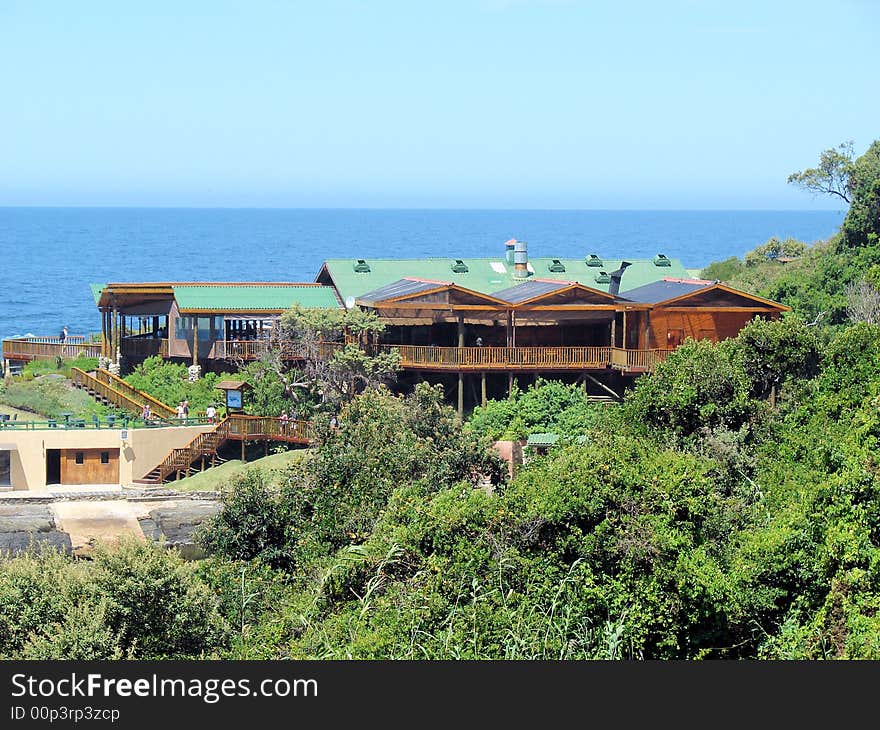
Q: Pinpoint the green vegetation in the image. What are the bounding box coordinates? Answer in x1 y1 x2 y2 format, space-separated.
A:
124 356 234 414
20 355 99 380
2 143 879 659
0 375 116 420
702 139 880 325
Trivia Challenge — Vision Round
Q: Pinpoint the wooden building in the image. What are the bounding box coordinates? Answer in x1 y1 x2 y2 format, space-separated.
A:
2 241 788 410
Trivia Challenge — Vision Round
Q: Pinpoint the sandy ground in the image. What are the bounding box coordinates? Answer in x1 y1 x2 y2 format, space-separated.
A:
50 499 179 555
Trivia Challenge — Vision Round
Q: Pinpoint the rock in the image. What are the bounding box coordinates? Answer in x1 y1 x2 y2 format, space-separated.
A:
0 504 72 555
138 501 222 559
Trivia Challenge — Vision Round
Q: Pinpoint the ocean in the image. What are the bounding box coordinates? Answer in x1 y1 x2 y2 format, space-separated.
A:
0 208 845 342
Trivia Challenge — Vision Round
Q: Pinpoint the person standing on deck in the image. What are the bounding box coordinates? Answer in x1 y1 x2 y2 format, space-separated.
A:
59 326 68 343
182 399 189 419
280 409 289 434
142 403 151 422
176 401 186 421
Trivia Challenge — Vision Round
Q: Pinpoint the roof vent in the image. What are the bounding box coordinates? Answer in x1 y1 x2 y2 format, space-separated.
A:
451 259 469 273
653 254 671 267
353 259 371 273
586 254 603 267
548 259 566 273
594 271 611 284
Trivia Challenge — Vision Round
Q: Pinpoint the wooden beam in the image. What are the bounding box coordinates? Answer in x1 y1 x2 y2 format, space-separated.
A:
457 372 464 417
583 373 622 401
481 372 487 408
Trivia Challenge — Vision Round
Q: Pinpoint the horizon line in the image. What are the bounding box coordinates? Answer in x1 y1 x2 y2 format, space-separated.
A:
0 205 847 213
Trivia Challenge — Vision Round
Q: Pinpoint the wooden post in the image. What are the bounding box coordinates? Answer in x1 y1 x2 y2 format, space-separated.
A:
511 312 516 347
481 372 487 408
506 311 512 347
644 311 651 350
610 315 616 348
507 372 514 397
622 310 627 350
458 372 464 417
241 440 246 462
192 318 199 365
457 314 465 348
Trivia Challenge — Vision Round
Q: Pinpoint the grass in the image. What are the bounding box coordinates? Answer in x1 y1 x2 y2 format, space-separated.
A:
171 448 312 492
0 374 119 420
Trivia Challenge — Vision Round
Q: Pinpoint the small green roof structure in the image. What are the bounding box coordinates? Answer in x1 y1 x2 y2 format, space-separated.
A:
526 432 559 448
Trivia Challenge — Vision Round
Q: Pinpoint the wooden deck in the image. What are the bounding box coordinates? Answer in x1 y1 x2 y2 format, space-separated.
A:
6 335 672 374
2 336 101 362
376 344 672 372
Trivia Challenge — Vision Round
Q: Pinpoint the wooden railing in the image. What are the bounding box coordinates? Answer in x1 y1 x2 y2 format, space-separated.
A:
2 337 102 362
144 414 313 483
211 340 344 361
70 368 151 415
121 337 168 360
369 344 674 372
94 369 177 418
610 348 672 372
376 345 613 371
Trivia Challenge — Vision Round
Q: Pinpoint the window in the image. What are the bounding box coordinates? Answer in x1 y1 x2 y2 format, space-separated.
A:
0 450 10 486
75 452 84 465
100 451 110 464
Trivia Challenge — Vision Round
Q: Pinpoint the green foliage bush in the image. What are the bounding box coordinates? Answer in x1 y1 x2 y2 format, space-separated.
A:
468 379 602 441
625 339 754 435
125 356 232 414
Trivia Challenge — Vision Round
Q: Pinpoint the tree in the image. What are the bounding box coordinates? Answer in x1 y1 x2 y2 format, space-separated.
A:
743 237 807 267
845 280 880 325
842 140 880 249
278 305 401 406
734 316 821 399
787 141 855 204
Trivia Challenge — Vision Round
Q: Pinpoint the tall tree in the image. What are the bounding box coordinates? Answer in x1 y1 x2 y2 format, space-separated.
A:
787 141 855 204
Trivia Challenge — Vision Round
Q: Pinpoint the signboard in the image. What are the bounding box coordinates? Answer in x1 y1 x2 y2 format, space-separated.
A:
226 389 243 410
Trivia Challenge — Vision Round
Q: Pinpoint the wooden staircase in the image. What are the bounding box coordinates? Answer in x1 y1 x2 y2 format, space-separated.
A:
70 368 177 418
133 414 315 485
134 422 231 485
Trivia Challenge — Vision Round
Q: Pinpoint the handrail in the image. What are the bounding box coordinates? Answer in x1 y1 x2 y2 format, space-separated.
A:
70 368 149 415
144 414 314 483
2 338 101 361
95 369 177 418
376 345 613 370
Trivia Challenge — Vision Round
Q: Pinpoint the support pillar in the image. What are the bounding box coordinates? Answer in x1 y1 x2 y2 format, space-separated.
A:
481 372 487 408
622 310 627 350
241 440 246 462
507 372 514 398
644 311 652 350
192 319 199 365
610 316 616 349
457 314 465 348
458 372 464 417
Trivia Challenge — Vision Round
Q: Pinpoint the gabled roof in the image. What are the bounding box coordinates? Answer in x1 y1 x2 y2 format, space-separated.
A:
620 278 714 304
622 278 789 310
356 278 453 306
318 256 692 307
491 279 618 306
356 278 507 309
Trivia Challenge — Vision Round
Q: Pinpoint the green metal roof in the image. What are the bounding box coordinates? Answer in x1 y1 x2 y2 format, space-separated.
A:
172 285 341 312
319 256 692 307
90 283 106 305
527 432 559 447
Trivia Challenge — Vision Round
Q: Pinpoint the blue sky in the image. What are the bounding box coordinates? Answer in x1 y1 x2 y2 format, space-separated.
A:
0 0 877 209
